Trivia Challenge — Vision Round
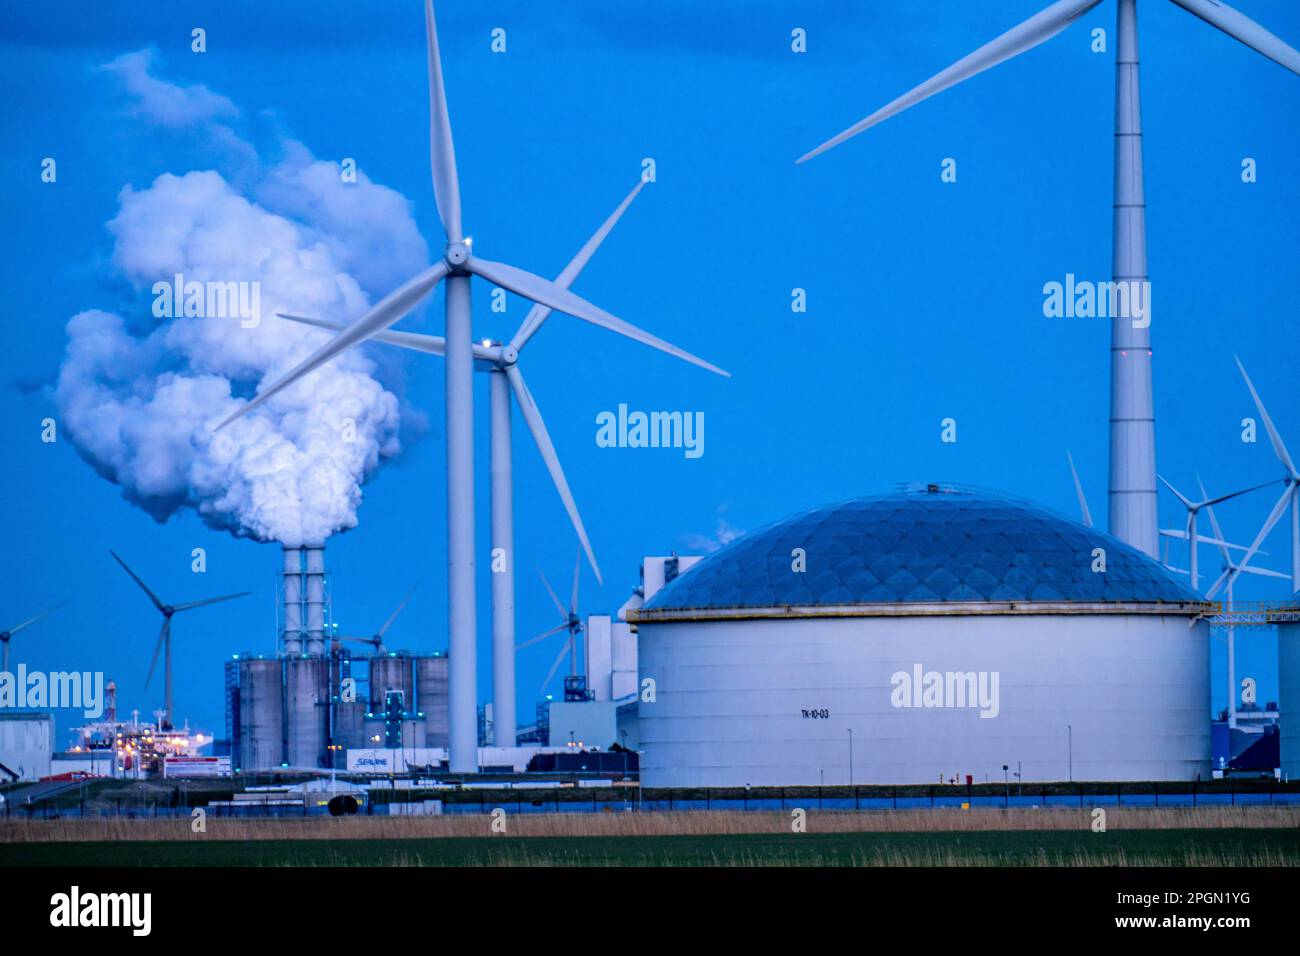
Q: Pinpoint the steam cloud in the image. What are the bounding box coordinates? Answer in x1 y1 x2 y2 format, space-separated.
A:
54 51 429 547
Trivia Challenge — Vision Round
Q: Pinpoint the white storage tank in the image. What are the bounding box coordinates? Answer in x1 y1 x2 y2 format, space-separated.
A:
628 487 1212 787
0 712 54 782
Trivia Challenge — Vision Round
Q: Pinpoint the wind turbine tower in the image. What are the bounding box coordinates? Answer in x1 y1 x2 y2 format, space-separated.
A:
796 0 1300 559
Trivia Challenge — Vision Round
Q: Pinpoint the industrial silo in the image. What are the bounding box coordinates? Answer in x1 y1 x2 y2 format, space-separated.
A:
369 652 415 712
415 654 450 747
628 486 1212 787
331 700 367 755
1275 592 1300 781
238 657 284 770
285 657 329 768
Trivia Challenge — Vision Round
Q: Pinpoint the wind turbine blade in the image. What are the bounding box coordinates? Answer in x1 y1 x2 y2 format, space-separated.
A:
1236 356 1297 477
1238 564 1290 581
1169 0 1300 76
1159 529 1261 554
509 365 602 585
537 569 568 620
570 550 581 616
510 178 648 353
279 313 451 357
214 263 450 430
540 640 569 695
376 582 420 639
5 598 71 637
110 551 166 613
145 619 168 690
424 0 462 241
1229 485 1294 588
1205 567 1233 601
516 622 568 652
1067 451 1092 526
172 591 251 612
469 256 729 378
1157 473 1195 510
1200 485 1236 571
1201 478 1285 509
796 0 1103 163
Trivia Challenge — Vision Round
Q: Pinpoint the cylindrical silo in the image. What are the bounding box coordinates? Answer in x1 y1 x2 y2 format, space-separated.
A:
416 655 450 748
1276 593 1300 781
281 547 304 656
331 700 367 758
304 543 327 656
285 656 329 768
238 658 284 770
369 653 414 713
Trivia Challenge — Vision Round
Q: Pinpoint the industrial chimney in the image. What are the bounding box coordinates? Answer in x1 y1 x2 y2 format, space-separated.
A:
304 543 327 656
281 546 305 656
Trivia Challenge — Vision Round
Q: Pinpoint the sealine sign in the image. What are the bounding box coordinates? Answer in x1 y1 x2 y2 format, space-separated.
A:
50 886 152 936
890 664 1000 718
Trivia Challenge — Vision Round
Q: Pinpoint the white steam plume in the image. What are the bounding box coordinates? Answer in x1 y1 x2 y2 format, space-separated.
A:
54 51 429 547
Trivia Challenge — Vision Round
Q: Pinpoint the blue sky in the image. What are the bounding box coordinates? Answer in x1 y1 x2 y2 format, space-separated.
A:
2 0 1298 739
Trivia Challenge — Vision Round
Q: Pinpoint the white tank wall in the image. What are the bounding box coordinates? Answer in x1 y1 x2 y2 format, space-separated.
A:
637 613 1209 787
0 714 54 781
1280 620 1299 781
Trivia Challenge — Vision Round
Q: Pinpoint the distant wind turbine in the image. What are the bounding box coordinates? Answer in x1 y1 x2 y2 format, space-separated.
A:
1158 474 1277 591
517 556 587 698
213 1 726 772
1198 486 1288 729
111 551 248 729
335 582 419 656
797 0 1300 561
1 600 70 673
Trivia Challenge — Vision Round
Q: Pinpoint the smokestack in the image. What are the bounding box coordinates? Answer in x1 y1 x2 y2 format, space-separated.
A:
304 543 327 656
282 546 305 656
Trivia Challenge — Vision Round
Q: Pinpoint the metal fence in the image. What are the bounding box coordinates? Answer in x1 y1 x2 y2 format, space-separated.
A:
6 779 1299 820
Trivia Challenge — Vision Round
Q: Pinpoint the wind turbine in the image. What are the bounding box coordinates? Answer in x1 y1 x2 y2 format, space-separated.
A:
1198 486 1288 728
517 557 587 699
0 600 70 673
334 582 419 655
110 551 248 729
1234 356 1300 591
213 1 725 772
797 0 1300 561
1158 474 1277 591
281 177 727 745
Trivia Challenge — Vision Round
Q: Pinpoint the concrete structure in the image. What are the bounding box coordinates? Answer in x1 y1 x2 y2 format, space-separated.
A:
628 487 1211 787
0 712 53 781
285 657 329 768
236 657 284 771
281 546 305 655
585 615 638 703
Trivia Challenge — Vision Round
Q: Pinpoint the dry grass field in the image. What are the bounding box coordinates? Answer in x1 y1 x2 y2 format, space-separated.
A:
1 805 1298 867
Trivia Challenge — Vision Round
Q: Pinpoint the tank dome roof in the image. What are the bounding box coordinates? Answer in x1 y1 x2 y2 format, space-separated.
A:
637 486 1204 620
